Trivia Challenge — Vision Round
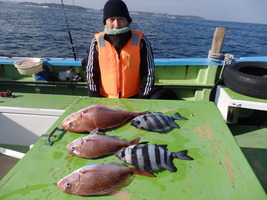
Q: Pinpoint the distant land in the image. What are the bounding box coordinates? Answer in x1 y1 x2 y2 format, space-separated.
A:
0 1 205 20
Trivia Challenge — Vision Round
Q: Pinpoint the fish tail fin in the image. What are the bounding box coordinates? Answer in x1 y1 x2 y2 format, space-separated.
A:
131 167 156 177
174 150 194 160
172 112 188 120
129 137 141 145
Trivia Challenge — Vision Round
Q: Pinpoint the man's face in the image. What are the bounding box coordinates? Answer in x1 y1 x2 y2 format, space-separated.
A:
105 16 128 29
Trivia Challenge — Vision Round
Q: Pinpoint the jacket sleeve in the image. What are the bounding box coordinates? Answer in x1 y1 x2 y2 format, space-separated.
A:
86 38 102 97
139 35 155 98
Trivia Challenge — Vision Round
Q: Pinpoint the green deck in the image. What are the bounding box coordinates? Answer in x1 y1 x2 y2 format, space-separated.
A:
0 97 265 199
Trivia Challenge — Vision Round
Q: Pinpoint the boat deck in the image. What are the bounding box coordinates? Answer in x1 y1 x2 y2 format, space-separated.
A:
0 94 266 199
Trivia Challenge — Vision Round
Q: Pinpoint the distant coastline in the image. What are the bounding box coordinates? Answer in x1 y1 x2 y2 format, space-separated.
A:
0 1 205 20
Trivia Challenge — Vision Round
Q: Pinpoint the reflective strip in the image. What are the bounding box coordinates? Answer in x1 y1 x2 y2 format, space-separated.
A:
131 33 140 46
98 35 106 47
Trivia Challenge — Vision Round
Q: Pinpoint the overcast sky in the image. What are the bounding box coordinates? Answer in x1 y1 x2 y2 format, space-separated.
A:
12 0 267 24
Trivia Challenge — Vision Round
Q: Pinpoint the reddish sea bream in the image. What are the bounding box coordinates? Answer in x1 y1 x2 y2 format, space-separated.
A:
57 162 155 196
61 104 148 133
66 129 141 158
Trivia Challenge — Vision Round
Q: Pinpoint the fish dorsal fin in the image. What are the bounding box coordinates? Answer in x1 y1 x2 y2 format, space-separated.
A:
80 168 100 174
154 112 164 115
139 141 149 145
129 137 141 145
158 144 168 149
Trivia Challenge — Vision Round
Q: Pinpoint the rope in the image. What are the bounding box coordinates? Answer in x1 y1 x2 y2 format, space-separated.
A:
61 0 78 60
208 50 236 79
208 50 224 62
219 53 236 79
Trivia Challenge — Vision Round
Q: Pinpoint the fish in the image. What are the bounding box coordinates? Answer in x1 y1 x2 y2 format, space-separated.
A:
130 112 188 132
61 104 148 133
66 128 141 158
115 143 194 173
57 162 155 196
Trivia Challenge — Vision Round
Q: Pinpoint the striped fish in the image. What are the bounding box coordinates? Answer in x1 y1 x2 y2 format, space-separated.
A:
115 143 193 173
130 112 187 132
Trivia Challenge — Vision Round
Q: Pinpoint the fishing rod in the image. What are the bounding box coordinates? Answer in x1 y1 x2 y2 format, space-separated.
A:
61 0 78 60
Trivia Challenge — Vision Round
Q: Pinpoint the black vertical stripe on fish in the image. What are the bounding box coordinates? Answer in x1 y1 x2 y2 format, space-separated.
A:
139 115 152 130
147 113 172 131
143 116 155 130
156 113 172 126
130 144 140 170
154 114 169 128
164 147 169 170
154 145 161 171
147 114 162 130
120 148 125 160
157 113 180 129
142 144 152 172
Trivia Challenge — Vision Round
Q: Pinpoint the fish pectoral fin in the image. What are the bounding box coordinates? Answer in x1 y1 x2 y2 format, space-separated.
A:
89 128 100 135
109 162 125 167
80 169 100 174
132 167 156 177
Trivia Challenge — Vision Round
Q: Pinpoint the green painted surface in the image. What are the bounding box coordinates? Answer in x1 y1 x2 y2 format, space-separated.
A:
232 126 267 149
223 87 267 103
0 98 266 199
1 61 222 100
230 125 267 193
0 93 78 110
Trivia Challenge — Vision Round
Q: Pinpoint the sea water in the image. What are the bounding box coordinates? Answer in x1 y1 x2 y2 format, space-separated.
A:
0 3 267 59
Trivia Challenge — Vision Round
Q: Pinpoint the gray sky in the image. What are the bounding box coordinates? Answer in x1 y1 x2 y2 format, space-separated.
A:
12 0 267 24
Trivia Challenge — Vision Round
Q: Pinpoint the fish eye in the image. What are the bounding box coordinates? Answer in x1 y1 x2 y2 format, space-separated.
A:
65 182 72 189
71 147 75 152
143 115 147 121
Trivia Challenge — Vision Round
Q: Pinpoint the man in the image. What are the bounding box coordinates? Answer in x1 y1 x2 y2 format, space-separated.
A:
85 0 154 98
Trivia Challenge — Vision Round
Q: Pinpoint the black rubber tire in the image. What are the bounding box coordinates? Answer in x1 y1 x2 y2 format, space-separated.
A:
150 89 179 100
223 61 267 99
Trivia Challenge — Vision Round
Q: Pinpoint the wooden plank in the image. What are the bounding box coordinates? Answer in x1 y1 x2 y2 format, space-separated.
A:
0 98 266 200
210 27 226 54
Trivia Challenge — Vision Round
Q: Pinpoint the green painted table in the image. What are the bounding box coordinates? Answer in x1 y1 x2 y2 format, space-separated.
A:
0 97 266 200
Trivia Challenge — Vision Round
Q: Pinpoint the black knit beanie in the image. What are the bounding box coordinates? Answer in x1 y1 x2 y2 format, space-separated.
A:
103 0 132 24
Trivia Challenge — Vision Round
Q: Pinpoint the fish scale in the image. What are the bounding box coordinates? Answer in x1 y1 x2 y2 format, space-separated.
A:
57 162 155 196
115 143 194 173
130 112 187 132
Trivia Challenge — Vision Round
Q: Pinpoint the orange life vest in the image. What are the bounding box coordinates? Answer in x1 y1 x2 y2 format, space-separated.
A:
95 30 143 98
